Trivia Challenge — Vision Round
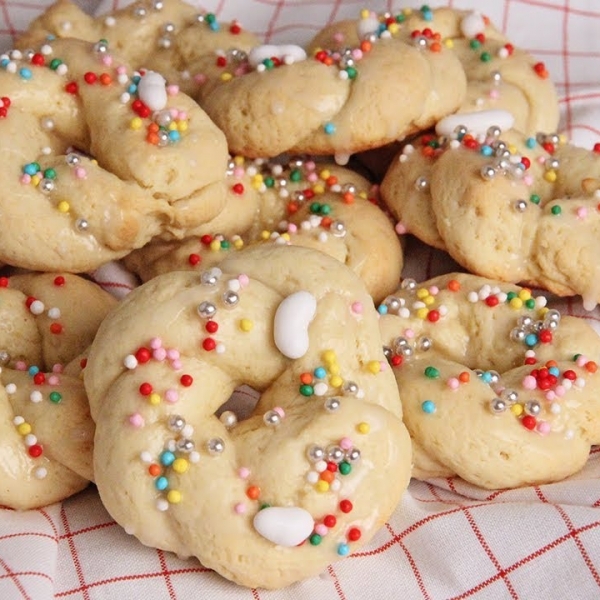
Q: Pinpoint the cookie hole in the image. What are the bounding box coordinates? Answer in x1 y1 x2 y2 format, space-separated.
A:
214 384 259 426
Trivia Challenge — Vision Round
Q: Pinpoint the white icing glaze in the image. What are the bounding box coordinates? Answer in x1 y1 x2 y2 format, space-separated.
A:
435 109 515 136
253 506 314 546
460 11 486 38
273 290 317 359
247 44 307 68
137 71 168 111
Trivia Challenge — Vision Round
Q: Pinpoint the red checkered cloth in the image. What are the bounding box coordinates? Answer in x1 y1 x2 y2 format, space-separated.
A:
2 0 600 598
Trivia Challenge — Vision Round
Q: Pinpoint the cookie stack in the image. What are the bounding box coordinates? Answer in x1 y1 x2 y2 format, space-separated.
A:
2 0 600 591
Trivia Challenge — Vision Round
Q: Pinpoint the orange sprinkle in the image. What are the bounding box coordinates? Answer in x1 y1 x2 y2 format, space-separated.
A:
324 56 334 66
325 175 338 187
585 361 598 373
430 41 442 53
299 372 313 384
246 485 260 500
287 201 299 214
447 279 461 292
321 216 333 228
545 360 558 368
99 73 112 85
459 371 470 383
342 191 355 204
360 40 372 53
319 470 335 483
146 132 159 145
148 464 161 477
422 145 435 158
147 122 159 133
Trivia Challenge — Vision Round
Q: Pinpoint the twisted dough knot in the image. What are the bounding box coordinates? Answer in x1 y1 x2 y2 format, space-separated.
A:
378 272 600 490
85 245 411 589
124 158 403 302
0 36 230 271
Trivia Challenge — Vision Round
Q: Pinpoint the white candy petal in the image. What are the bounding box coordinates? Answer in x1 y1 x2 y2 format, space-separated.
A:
273 291 317 359
253 506 314 547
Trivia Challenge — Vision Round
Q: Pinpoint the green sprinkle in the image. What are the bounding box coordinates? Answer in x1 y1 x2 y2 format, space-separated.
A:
309 534 322 546
49 391 62 404
469 39 481 50
346 66 357 79
506 291 517 301
310 202 321 214
480 51 492 62
339 461 352 475
49 58 63 70
43 168 56 179
525 298 536 309
551 205 562 215
424 366 440 379
299 384 314 397
220 240 230 249
290 169 302 182
529 194 541 205
319 203 331 215
264 176 275 188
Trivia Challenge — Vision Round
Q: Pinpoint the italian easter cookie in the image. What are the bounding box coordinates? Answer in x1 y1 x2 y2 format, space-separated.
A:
378 272 600 489
123 158 403 302
0 37 230 272
84 245 412 589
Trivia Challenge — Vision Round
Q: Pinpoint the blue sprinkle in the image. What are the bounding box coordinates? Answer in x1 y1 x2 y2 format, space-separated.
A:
480 371 493 384
421 400 436 414
525 137 536 149
421 9 433 21
480 145 493 156
313 366 327 379
548 366 560 377
377 304 388 315
323 122 336 135
128 83 138 94
132 75 141 84
0 58 9 69
377 23 387 35
168 130 181 142
28 365 40 376
525 333 538 347
19 67 32 80
155 476 168 491
159 451 175 467
337 543 350 556
23 163 40 176
209 21 220 31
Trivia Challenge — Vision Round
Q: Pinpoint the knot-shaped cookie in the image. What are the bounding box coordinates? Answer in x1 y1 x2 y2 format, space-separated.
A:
85 245 411 589
123 158 403 302
381 120 600 309
378 272 600 490
0 36 229 271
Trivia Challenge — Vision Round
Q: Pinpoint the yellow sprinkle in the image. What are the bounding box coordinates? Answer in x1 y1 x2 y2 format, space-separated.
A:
366 360 381 374
328 364 340 377
444 38 454 49
403 7 413 15
360 9 370 19
220 72 233 82
281 233 291 242
239 318 253 332
322 350 337 365
330 375 343 388
388 23 400 34
148 392 161 406
509 297 523 310
544 170 557 183
210 239 221 252
357 422 370 434
358 191 368 199
177 120 188 132
233 155 245 165
319 169 331 181
168 122 177 131
424 295 435 306
233 238 244 249
91 159 98 165
130 116 143 130
312 184 325 195
31 174 41 186
511 404 524 417
17 423 32 436
57 201 70 213
507 144 517 154
416 307 429 320
315 480 330 493
518 289 532 301
260 230 270 240
416 287 430 300
167 490 182 504
172 458 189 474
538 306 549 317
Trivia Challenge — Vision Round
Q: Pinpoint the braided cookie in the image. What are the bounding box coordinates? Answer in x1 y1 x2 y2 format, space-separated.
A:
378 272 600 490
84 245 411 589
309 7 559 136
189 20 466 160
16 0 259 95
123 158 403 302
0 37 230 272
382 116 600 308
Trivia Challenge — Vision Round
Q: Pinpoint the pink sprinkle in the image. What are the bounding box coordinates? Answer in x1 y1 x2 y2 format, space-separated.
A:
351 49 363 60
234 502 246 514
128 413 144 428
429 286 439 295
153 347 167 361
545 390 555 401
238 274 250 287
522 375 537 390
351 301 363 314
233 166 245 178
20 174 31 184
273 406 285 418
165 389 179 403
116 65 127 74
194 72 207 84
536 421 551 435
447 377 459 390
523 175 533 186
287 223 298 234
333 32 344 43
150 337 162 349
48 375 60 386
102 55 113 67
379 360 388 371
339 437 353 450
307 172 318 182
395 222 407 234
166 84 179 96
15 361 27 371
576 206 588 219
315 523 328 536
576 355 588 367
537 156 546 164
554 385 566 397
404 328 415 339
233 66 246 77
166 349 180 360
488 89 500 99
177 110 187 121
171 359 182 370
238 467 250 479
52 364 64 373
305 161 316 171
74 167 87 179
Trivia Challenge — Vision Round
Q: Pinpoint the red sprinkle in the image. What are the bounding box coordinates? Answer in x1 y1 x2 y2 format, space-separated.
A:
521 415 537 430
339 499 353 513
347 527 361 542
427 309 440 322
188 253 201 266
231 183 245 195
0 277 9 287
205 320 218 334
84 71 97 84
65 81 79 95
485 295 499 307
30 53 45 66
28 444 43 458
202 337 216 351
200 234 213 246
135 347 152 363
323 514 337 528
33 373 46 385
53 275 66 286
180 374 193 387
139 382 153 396
229 22 241 34
594 143 600 154
49 323 63 334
